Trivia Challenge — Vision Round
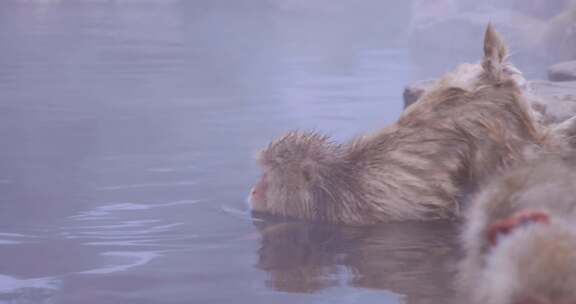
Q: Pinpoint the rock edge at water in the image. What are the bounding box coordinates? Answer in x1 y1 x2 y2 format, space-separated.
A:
548 61 576 82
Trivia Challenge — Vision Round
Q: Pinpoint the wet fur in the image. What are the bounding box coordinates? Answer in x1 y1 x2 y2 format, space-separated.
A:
458 156 576 304
251 25 559 225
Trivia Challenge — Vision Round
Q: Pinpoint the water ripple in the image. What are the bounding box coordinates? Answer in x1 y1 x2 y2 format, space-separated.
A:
69 200 199 220
79 251 161 275
96 181 197 190
61 199 201 276
0 232 38 246
0 274 60 294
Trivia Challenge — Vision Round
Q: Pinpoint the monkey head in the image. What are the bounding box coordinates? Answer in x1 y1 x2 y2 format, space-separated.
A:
248 131 349 221
473 209 576 304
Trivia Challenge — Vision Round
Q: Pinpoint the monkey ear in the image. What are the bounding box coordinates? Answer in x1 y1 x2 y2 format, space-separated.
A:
482 23 508 83
487 209 550 246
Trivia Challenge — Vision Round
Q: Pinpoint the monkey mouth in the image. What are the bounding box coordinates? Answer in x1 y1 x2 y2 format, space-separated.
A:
487 209 550 247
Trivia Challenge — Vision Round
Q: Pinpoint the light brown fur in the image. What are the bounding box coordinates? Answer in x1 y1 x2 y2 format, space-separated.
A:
458 155 576 304
249 25 556 225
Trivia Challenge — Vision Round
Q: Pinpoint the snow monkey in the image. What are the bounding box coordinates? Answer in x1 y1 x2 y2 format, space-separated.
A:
249 24 562 225
458 155 576 304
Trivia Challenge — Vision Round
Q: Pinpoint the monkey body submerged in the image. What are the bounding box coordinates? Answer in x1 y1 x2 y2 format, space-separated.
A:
249 25 549 225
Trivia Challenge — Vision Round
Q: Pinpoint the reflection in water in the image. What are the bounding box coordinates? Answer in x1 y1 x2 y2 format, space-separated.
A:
254 217 459 304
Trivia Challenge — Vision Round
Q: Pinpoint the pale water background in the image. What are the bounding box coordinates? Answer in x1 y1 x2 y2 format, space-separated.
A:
0 1 550 303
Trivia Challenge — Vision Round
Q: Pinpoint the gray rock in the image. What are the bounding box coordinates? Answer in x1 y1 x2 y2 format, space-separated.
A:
548 61 576 82
528 80 576 124
403 79 436 108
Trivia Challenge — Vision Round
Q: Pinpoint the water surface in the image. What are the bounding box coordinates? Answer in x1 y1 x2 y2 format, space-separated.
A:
0 1 537 303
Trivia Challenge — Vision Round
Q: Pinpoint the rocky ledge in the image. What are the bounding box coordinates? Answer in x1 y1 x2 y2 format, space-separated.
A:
548 61 576 82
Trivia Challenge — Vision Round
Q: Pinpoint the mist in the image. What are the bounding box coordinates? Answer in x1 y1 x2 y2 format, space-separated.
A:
0 1 573 303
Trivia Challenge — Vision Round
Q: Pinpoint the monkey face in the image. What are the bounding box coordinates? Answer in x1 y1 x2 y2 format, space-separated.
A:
248 172 269 212
487 209 550 246
473 213 576 304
